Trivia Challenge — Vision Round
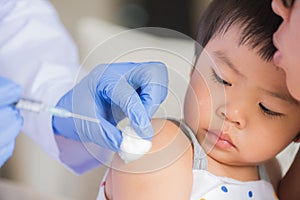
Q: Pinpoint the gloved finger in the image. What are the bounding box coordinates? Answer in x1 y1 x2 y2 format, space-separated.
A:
98 76 153 140
138 83 168 117
0 142 15 167
0 107 23 146
0 77 22 106
126 62 168 116
73 114 123 152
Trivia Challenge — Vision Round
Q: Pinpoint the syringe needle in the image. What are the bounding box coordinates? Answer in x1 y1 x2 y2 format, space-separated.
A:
45 107 100 123
70 113 100 123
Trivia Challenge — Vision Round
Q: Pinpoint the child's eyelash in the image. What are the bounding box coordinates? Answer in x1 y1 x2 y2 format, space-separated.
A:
210 68 283 119
210 69 232 86
259 103 283 118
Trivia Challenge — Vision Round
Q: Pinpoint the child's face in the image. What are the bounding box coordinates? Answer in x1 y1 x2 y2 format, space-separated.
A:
272 0 300 100
184 25 300 166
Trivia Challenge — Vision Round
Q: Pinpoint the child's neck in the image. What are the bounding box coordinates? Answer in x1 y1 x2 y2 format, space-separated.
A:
206 155 260 182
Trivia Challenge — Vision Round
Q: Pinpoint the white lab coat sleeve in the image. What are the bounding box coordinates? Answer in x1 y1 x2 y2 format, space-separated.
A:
0 0 102 174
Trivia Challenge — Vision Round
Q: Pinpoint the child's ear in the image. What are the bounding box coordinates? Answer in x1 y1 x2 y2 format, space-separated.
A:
293 131 300 143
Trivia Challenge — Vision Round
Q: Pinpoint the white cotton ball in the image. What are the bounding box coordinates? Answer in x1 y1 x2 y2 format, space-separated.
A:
118 125 152 164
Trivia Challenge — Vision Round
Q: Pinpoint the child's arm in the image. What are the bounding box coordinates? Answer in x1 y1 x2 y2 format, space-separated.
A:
105 119 193 200
278 149 300 200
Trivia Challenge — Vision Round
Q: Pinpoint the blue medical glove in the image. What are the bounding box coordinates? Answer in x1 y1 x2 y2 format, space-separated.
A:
0 77 23 167
52 62 168 152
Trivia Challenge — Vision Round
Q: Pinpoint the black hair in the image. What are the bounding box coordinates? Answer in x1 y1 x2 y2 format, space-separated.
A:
195 0 282 62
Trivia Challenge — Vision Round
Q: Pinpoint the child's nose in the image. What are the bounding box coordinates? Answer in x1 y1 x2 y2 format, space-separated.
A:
216 104 246 129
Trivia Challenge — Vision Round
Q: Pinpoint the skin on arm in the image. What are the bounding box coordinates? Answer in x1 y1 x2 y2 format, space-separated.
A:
264 157 282 191
105 119 193 200
278 148 300 200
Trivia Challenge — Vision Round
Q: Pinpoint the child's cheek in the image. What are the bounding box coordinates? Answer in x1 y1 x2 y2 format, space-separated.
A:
184 71 211 134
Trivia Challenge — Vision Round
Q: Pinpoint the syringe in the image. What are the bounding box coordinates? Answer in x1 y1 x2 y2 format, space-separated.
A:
14 98 100 123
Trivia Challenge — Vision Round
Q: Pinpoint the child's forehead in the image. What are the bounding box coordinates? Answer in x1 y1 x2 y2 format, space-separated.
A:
211 23 274 62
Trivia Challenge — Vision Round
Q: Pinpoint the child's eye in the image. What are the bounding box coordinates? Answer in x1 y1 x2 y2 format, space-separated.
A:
211 69 232 86
259 103 283 118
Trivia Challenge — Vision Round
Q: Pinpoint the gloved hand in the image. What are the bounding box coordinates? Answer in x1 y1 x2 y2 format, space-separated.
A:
52 62 168 152
0 77 23 167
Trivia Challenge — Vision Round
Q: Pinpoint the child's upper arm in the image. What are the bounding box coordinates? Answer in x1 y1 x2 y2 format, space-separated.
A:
107 119 193 200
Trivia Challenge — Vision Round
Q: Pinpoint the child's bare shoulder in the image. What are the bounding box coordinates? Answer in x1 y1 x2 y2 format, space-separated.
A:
151 118 191 153
110 118 192 171
106 118 193 199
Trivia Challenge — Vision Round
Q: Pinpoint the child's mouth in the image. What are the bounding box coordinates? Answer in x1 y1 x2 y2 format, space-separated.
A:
206 130 236 150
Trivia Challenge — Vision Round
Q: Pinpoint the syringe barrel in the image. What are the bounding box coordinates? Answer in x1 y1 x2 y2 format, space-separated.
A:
14 98 45 113
14 98 97 121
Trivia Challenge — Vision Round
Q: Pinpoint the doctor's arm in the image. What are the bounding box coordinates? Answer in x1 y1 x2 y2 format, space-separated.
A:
0 0 168 173
0 0 89 172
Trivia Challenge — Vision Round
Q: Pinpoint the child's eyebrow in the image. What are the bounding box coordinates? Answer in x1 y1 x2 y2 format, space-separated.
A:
212 50 245 78
259 88 299 105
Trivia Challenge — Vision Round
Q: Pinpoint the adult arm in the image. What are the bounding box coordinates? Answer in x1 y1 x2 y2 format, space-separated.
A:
0 0 85 171
0 0 168 173
264 157 282 192
278 148 300 200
